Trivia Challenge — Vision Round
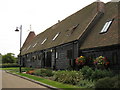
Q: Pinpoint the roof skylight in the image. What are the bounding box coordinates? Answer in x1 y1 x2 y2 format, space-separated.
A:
27 45 31 50
100 20 113 34
52 32 60 41
33 43 37 47
22 48 26 51
41 38 47 45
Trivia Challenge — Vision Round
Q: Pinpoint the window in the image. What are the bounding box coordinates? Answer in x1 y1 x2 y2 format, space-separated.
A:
41 38 47 45
52 32 60 41
100 19 114 34
33 43 37 47
22 48 26 51
27 45 31 50
56 52 58 59
66 24 79 36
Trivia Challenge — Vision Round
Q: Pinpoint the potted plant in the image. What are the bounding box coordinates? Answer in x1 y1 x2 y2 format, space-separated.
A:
93 56 109 69
75 56 86 68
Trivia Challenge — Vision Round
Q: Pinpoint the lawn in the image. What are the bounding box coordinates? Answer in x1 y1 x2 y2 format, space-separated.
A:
2 67 81 89
2 66 119 89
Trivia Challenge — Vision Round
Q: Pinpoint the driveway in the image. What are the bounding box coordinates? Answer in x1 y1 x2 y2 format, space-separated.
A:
2 70 48 88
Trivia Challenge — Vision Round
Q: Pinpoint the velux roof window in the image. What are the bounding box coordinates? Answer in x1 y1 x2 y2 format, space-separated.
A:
52 32 60 41
27 45 31 50
41 38 47 45
100 19 114 34
22 48 26 52
33 42 37 47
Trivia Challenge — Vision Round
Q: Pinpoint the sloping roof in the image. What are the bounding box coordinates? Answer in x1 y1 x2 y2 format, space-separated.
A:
21 31 36 50
21 1 104 55
80 2 120 50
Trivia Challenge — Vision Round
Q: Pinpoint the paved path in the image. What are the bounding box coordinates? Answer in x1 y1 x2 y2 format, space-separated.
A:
2 70 48 88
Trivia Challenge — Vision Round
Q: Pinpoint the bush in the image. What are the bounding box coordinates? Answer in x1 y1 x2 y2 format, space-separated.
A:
112 75 120 88
0 63 19 68
54 70 83 85
95 75 120 88
91 69 113 81
33 68 54 77
80 66 114 81
22 67 34 72
77 79 95 88
80 66 94 80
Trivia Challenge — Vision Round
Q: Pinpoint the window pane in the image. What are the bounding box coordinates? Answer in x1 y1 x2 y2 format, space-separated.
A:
41 38 47 45
52 32 60 41
100 20 113 33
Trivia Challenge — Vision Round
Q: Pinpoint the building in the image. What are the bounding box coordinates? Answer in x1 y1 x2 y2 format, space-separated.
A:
21 1 120 71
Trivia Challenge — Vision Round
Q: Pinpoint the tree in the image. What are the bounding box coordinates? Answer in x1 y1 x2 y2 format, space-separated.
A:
0 53 2 64
2 53 18 63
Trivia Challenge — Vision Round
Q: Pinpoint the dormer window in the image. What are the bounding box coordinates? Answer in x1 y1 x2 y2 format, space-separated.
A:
66 24 79 36
41 38 47 45
100 19 114 34
52 32 60 41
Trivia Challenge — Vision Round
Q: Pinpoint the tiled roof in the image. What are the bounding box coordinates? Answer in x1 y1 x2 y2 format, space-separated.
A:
80 2 120 50
21 1 105 55
21 31 36 50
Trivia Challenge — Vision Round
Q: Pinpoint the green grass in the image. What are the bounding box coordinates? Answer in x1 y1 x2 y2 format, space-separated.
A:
16 73 80 89
0 67 19 70
0 67 33 71
2 67 81 89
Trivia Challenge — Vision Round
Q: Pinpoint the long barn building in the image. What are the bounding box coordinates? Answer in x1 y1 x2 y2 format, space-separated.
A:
20 1 120 71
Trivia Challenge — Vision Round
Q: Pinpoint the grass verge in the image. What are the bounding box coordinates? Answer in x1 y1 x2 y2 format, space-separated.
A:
14 72 80 89
0 67 19 70
2 67 81 89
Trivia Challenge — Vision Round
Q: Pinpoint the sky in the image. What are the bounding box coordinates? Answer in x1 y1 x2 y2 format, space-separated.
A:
0 0 115 56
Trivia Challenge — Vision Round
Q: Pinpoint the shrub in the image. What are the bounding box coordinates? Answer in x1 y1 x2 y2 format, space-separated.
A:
91 69 113 81
0 63 19 68
54 70 83 85
80 66 93 80
22 67 34 72
112 75 120 88
95 75 120 88
95 77 113 88
77 79 95 88
33 68 53 77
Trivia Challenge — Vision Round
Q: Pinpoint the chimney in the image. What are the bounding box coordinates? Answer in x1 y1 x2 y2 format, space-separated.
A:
96 0 105 13
58 20 60 23
22 31 36 48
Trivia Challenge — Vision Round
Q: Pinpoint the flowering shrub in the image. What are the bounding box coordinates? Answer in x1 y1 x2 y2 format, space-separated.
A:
93 56 109 66
54 70 83 85
75 56 86 65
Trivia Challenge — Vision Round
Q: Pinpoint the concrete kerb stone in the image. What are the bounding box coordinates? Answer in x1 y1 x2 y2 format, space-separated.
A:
5 70 59 90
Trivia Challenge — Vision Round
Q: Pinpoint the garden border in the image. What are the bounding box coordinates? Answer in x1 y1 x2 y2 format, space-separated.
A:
5 70 58 90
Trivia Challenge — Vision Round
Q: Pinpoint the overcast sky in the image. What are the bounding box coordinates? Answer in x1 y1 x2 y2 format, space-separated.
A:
0 0 114 56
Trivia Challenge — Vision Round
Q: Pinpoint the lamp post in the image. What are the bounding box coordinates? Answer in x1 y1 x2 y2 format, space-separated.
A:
15 25 22 73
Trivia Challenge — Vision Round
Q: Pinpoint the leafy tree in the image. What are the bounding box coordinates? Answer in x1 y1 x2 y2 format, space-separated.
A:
0 53 2 64
2 53 18 63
